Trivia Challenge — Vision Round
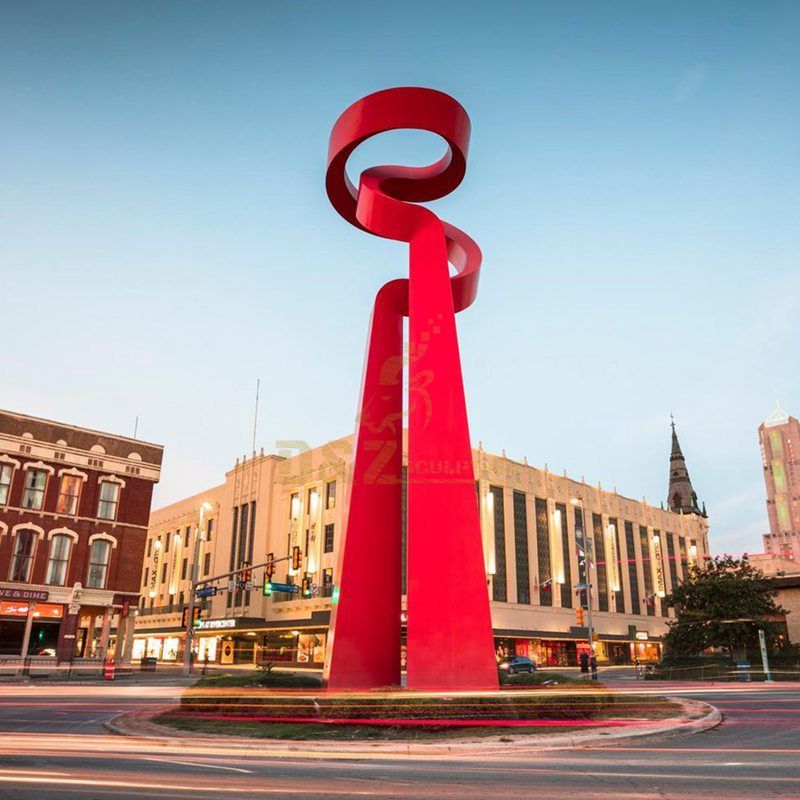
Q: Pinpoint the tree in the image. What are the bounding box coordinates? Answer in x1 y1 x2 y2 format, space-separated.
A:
663 555 787 662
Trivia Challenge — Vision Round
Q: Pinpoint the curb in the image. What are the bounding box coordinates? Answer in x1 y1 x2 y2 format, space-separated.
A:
103 697 721 756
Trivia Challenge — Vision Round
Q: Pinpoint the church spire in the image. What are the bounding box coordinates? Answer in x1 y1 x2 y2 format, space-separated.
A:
667 416 703 516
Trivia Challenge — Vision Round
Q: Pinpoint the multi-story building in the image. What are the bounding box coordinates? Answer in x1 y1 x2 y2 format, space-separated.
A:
0 409 163 666
760 403 800 560
135 424 709 668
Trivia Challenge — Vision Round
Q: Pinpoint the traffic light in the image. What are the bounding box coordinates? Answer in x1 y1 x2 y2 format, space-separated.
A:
291 545 301 570
241 561 252 584
181 606 190 628
301 576 311 598
263 578 273 596
265 552 275 580
575 607 585 626
193 607 202 626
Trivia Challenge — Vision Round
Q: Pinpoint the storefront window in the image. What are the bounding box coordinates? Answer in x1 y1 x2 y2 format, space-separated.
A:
162 637 180 661
132 639 146 661
297 633 326 663
146 638 163 659
198 637 218 662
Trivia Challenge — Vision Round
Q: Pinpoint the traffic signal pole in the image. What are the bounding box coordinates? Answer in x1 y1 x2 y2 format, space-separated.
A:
182 552 294 676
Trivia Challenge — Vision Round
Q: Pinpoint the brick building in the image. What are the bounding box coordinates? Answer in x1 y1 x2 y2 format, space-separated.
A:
0 409 162 669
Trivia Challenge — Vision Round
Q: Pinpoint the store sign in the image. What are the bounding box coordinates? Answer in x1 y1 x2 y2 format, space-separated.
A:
149 541 161 597
195 618 236 631
651 534 666 597
0 587 48 602
635 631 649 641
606 523 620 592
0 601 63 618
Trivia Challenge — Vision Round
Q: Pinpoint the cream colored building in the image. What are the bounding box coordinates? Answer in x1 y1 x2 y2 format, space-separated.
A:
134 435 710 667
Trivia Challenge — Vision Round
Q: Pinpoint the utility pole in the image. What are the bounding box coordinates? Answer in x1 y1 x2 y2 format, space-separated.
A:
572 498 595 657
182 501 213 677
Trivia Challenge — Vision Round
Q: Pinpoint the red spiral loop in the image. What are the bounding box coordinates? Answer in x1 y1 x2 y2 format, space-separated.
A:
326 87 481 314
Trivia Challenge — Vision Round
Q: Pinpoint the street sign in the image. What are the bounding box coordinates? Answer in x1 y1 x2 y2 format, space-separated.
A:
573 582 587 590
265 581 299 594
244 581 254 591
196 586 217 598
227 580 236 592
310 582 320 597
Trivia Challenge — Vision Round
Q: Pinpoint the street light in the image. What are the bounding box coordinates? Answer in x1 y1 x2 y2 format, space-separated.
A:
182 501 214 677
570 497 596 658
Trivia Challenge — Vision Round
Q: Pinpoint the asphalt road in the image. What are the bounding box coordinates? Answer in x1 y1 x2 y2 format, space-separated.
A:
0 676 799 799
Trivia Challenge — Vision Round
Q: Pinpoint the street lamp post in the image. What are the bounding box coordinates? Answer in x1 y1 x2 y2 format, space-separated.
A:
183 501 213 677
571 498 595 658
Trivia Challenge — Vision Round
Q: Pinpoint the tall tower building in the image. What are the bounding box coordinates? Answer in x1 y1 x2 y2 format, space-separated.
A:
760 403 800 559
667 418 704 516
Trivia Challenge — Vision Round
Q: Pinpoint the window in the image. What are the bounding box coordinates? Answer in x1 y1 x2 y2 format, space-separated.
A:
9 529 37 581
203 552 211 575
624 522 641 613
326 481 336 510
610 518 625 613
490 486 507 602
143 566 149 587
0 464 13 505
557 503 572 608
57 475 82 515
593 514 609 612
206 518 214 542
324 523 335 553
161 563 167 583
22 469 47 510
181 558 187 580
184 527 190 547
97 481 120 520
513 491 530 604
535 498 552 606
639 526 655 617
86 539 111 589
45 533 72 585
147 538 152 558
323 567 333 596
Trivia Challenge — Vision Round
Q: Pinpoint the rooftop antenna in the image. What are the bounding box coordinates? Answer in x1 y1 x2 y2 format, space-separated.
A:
133 416 139 439
252 378 261 454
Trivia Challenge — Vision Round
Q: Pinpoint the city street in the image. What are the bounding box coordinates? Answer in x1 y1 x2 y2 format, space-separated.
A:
0 679 799 799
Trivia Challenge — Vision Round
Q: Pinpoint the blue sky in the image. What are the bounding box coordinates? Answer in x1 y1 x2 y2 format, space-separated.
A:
2 2 798 554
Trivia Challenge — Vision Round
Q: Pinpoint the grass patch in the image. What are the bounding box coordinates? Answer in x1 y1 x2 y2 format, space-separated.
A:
194 670 322 689
155 692 681 741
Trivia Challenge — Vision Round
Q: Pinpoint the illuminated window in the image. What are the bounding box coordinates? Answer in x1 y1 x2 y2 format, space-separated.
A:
86 539 111 589
45 533 72 585
97 481 120 520
57 475 82 515
0 464 13 505
22 469 47 510
326 481 336 510
9 529 37 582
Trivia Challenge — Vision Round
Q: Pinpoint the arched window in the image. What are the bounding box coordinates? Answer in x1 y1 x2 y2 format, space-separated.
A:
46 534 73 585
9 529 37 582
97 480 121 520
86 539 111 588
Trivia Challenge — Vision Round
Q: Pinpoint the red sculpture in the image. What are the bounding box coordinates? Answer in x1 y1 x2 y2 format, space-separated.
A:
323 88 498 691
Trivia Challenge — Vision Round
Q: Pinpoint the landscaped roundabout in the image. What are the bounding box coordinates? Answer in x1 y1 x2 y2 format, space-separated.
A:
140 671 716 744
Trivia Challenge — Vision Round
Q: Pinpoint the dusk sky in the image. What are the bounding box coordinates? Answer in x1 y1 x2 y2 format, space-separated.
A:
2 1 798 555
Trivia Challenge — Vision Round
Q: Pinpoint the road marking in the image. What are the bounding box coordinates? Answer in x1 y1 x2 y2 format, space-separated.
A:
142 756 253 773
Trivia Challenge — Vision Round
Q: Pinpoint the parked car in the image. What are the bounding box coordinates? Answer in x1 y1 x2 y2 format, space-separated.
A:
498 655 537 674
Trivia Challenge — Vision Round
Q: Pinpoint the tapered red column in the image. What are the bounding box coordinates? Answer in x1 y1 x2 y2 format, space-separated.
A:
405 220 498 691
324 282 405 689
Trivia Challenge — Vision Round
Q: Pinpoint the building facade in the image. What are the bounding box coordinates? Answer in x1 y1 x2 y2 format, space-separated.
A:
760 403 800 560
0 410 163 666
135 430 710 668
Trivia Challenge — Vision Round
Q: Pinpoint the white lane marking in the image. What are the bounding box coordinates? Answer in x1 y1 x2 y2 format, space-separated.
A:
142 756 253 773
